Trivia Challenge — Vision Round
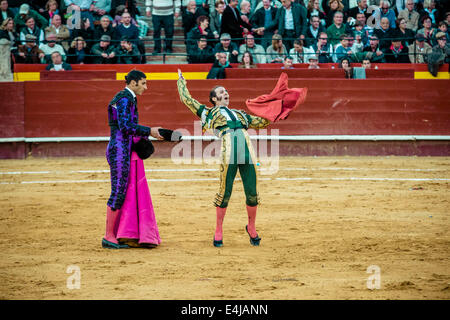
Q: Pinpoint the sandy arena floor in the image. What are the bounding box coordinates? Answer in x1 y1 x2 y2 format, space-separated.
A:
0 156 449 300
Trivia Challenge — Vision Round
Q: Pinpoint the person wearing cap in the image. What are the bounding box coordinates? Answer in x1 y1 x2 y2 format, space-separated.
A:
93 15 117 46
266 33 287 63
13 3 48 32
116 35 141 64
213 33 239 63
408 33 432 63
15 33 45 63
431 31 449 61
384 30 410 63
91 34 118 63
39 33 66 63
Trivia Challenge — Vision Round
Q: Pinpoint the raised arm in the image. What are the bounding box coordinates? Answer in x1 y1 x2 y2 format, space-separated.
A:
177 69 206 118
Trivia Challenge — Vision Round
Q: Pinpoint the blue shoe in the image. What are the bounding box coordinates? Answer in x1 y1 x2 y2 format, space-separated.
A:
102 238 130 249
213 237 223 247
246 225 261 246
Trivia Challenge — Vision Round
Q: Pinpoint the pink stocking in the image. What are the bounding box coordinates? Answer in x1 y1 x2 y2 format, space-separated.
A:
104 206 120 244
215 207 227 241
246 205 258 238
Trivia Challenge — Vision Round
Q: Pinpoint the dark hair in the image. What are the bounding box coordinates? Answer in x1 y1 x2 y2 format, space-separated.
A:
209 85 222 105
196 15 209 26
125 70 146 84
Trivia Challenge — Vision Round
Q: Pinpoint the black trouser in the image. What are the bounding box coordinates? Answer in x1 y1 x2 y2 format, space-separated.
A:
282 29 296 53
152 14 174 51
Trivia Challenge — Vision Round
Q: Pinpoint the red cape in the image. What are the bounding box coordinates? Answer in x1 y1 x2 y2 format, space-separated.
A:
245 72 308 122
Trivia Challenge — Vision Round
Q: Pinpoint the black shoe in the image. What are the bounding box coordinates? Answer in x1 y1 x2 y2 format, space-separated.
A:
245 225 261 246
213 237 223 247
102 238 130 249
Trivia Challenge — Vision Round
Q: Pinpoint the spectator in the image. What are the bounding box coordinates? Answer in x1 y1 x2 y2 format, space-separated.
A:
116 35 141 64
251 0 278 49
417 16 438 47
289 39 307 63
437 21 449 43
339 57 353 78
239 0 252 24
188 36 215 63
408 33 432 63
112 5 138 27
147 0 181 54
305 31 333 62
15 34 45 63
238 33 267 63
91 0 112 22
351 27 365 52
45 14 70 51
266 33 287 63
396 17 415 47
45 51 72 70
361 57 371 68
115 11 146 62
0 17 18 55
372 0 396 30
112 0 140 19
187 15 215 54
20 16 45 45
308 54 320 68
363 34 386 63
427 31 449 76
305 14 326 47
281 55 294 68
398 0 420 32
348 0 370 20
207 51 232 78
14 3 48 32
213 32 239 63
93 15 117 46
41 0 60 25
384 31 410 63
275 0 308 52
91 34 117 63
419 0 439 27
221 0 252 45
209 0 225 40
0 0 15 26
326 10 346 47
238 51 257 68
71 17 94 48
67 36 91 64
325 0 345 28
39 33 66 63
182 1 207 40
306 0 326 27
373 17 393 51
353 12 372 46
334 33 355 62
64 0 95 30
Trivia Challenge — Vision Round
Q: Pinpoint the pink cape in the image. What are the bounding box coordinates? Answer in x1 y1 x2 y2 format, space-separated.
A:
115 150 161 245
245 72 308 122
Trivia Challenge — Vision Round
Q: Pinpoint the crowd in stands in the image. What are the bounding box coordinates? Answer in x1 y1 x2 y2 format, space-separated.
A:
0 0 448 72
182 0 449 74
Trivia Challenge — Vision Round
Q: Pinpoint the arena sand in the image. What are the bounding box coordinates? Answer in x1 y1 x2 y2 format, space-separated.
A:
0 156 449 300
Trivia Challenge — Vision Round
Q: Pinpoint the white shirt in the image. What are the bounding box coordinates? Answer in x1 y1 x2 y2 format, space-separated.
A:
284 8 294 30
125 86 137 100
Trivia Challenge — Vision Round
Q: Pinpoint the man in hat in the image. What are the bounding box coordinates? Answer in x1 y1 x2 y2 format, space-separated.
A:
427 31 449 76
15 34 45 63
308 54 320 69
384 30 410 63
13 3 48 32
103 69 164 249
91 34 117 63
213 33 239 63
408 33 432 63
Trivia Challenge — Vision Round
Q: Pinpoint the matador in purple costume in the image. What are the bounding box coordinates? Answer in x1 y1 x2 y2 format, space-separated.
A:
103 70 164 249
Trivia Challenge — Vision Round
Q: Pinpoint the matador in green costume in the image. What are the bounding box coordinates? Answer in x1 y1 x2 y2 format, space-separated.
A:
177 69 271 247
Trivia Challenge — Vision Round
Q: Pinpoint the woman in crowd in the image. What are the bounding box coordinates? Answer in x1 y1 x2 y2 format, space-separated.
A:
67 36 91 64
395 17 415 47
238 51 257 68
417 16 438 47
41 0 61 25
339 57 353 79
266 34 287 63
